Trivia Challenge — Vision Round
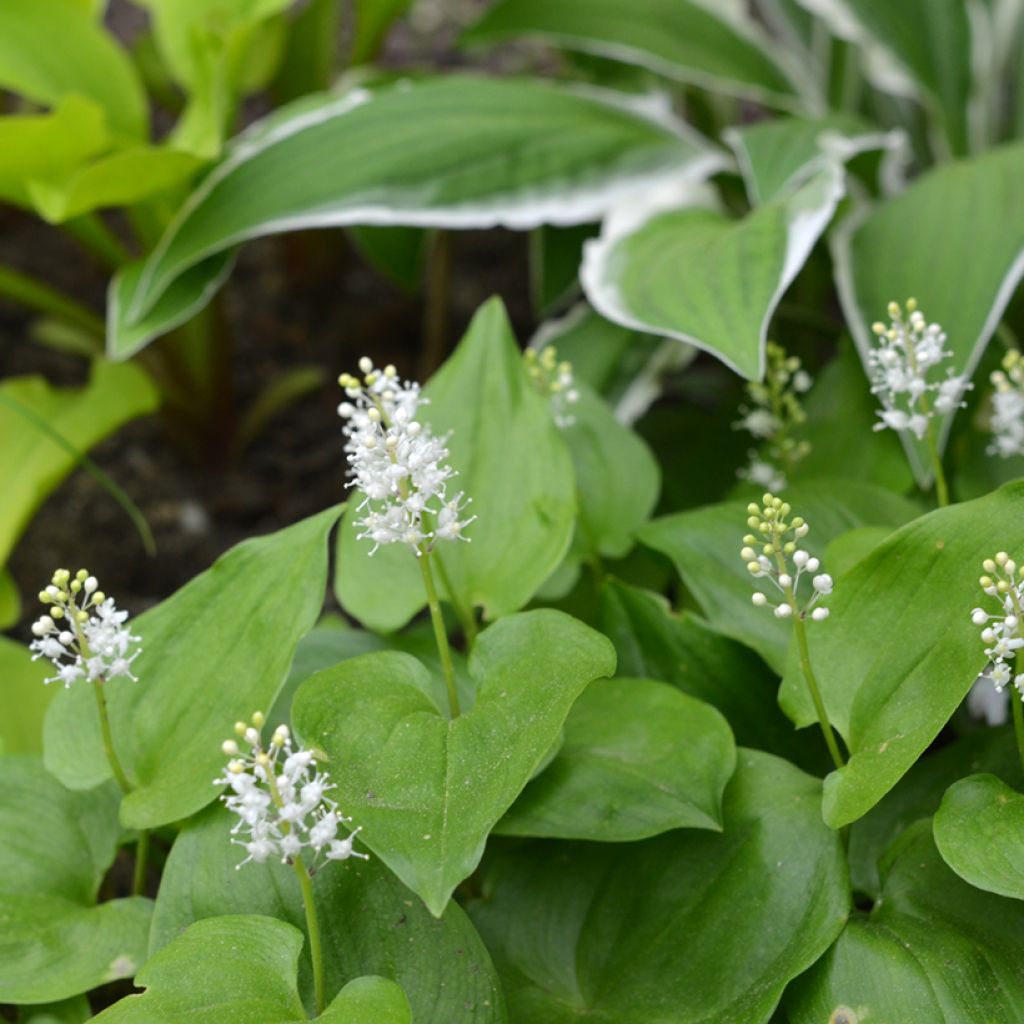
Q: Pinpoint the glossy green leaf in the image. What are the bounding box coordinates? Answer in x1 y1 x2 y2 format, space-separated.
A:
19 996 92 1023
110 76 720 354
725 114 901 205
834 142 1024 483
44 506 341 829
336 298 576 629
848 726 1024 898
934 773 1024 900
0 568 19 629
777 481 1024 827
562 384 659 558
471 749 849 1023
582 164 843 379
0 637 50 755
0 361 159 570
0 0 146 139
0 757 151 1003
786 821 1024 1022
151 803 505 1022
92 914 410 1023
293 609 616 916
496 675 735 840
462 0 804 106
639 478 918 673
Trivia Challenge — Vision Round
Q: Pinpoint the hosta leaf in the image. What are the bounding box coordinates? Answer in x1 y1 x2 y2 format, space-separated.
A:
0 361 159 570
638 478 918 674
336 298 576 629
151 803 505 1022
293 609 616 916
833 142 1024 484
934 773 1024 900
92 914 411 1023
462 0 805 106
778 481 1024 827
786 821 1024 1022
581 164 843 379
0 757 151 1003
109 77 721 356
496 675 735 840
0 0 146 138
44 506 341 829
0 637 50 755
470 749 849 1023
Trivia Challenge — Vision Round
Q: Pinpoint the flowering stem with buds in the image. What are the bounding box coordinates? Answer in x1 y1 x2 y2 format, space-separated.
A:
793 615 844 771
418 545 461 718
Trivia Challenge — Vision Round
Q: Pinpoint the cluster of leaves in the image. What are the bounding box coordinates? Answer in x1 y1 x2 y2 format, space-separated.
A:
5 0 1024 1021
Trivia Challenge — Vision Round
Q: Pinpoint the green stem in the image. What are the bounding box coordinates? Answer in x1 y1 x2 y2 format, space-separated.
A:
418 546 461 717
293 856 326 1017
0 266 105 342
793 614 845 771
1012 695 1024 776
432 550 477 647
132 829 150 896
91 679 132 793
925 424 950 507
64 213 134 269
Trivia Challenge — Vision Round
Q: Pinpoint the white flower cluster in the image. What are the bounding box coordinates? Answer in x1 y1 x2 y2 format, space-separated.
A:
988 350 1024 458
869 299 971 440
741 493 832 621
525 345 579 428
338 358 474 554
735 341 812 492
216 712 367 869
973 552 1024 699
29 569 140 688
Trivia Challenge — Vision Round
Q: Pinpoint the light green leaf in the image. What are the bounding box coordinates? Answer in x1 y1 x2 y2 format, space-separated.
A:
562 384 659 558
934 773 1024 900
776 482 1024 827
336 298 577 629
0 568 20 629
0 361 159 570
44 506 341 829
151 803 505 1022
725 114 903 205
462 0 807 107
111 76 721 349
0 637 50 755
581 164 844 379
293 609 616 916
496 675 735 840
833 142 1024 484
93 913 411 1023
786 821 1024 1022
0 757 151 1003
639 478 919 674
0 0 146 139
471 749 849 1023
19 995 92 1024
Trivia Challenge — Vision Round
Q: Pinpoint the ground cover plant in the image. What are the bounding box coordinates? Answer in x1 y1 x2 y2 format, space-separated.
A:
3 0 1024 1021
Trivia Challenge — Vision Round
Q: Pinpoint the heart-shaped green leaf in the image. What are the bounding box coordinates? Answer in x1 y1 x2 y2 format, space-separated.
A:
470 749 849 1023
581 164 843 379
776 481 1024 827
336 298 576 630
495 675 735 840
934 773 1024 900
786 821 1024 1022
0 637 50 755
833 142 1024 483
0 568 20 629
293 608 615 916
44 505 341 829
92 914 411 1023
151 802 505 1022
0 756 151 1003
638 478 919 673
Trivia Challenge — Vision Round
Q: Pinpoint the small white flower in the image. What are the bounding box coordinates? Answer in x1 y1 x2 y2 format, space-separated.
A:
29 569 140 688
214 712 367 871
525 345 580 428
974 552 1024 706
987 351 1024 458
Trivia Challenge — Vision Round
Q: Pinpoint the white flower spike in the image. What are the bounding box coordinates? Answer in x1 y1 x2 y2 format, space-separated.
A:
988 350 1024 458
29 569 140 687
215 712 367 870
525 345 580 428
741 494 832 622
973 552 1024 701
869 299 971 441
338 359 474 553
